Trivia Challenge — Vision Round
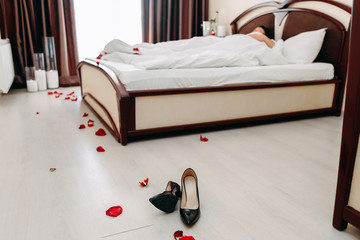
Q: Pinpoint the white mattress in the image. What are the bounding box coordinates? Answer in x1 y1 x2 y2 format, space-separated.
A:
89 58 334 91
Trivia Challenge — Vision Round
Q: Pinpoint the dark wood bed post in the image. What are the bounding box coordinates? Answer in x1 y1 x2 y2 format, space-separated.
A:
333 0 360 231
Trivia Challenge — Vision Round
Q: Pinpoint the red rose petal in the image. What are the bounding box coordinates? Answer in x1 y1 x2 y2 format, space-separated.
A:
96 61 100 65
79 124 86 129
133 52 139 55
71 98 78 101
83 112 89 117
36 112 39 115
67 91 75 96
106 206 122 217
200 135 208 142
88 119 94 123
88 123 94 127
96 54 103 59
174 231 183 240
49 168 56 172
104 52 108 54
97 146 105 152
95 128 107 136
139 178 149 187
182 236 195 240
55 95 60 98
57 92 63 95
133 48 139 51
47 91 53 95
65 97 70 100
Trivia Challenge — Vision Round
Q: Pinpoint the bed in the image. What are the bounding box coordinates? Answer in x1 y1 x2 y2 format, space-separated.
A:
78 0 351 145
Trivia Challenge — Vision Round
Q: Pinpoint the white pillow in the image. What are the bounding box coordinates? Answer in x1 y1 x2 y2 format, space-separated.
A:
283 28 326 64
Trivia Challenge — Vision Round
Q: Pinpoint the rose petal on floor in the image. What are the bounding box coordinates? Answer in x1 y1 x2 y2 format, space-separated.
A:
139 178 149 187
97 146 105 152
200 135 208 142
95 128 107 136
79 124 86 129
106 206 122 217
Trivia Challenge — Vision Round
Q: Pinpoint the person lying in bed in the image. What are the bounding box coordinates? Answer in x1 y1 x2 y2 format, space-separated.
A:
98 26 287 69
247 26 275 48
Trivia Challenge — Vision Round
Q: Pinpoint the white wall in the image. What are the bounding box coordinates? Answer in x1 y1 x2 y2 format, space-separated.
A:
209 0 353 36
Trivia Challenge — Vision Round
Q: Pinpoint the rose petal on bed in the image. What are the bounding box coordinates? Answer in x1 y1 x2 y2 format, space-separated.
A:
139 178 149 187
104 52 108 54
96 61 100 65
47 91 53 95
95 128 107 136
174 231 183 240
133 52 139 55
54 91 59 94
83 112 89 117
67 91 75 96
71 98 78 101
36 112 39 115
64 97 70 100
55 95 60 98
133 48 139 51
96 54 103 59
88 119 94 123
49 168 56 172
200 135 208 142
56 92 63 95
79 124 86 129
97 146 105 152
88 123 94 127
106 206 122 217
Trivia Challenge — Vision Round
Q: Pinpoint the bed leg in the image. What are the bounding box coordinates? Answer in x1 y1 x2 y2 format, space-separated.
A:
119 98 130 146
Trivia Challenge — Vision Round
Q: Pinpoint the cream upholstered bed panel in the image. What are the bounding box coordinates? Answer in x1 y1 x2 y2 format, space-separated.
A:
80 64 120 133
348 138 360 212
135 84 335 130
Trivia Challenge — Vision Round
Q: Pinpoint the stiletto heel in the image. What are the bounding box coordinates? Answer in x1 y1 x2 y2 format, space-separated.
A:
149 181 181 213
180 168 200 225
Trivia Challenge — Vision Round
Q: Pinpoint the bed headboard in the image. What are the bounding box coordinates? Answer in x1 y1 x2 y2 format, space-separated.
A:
230 0 351 77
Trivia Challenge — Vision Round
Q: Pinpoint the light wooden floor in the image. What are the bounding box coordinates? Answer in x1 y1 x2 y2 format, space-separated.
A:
1 87 360 240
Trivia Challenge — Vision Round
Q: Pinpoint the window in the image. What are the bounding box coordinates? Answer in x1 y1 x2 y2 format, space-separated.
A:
74 0 142 60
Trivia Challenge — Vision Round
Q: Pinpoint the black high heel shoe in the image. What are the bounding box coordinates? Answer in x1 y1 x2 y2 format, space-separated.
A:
180 168 200 225
149 181 181 213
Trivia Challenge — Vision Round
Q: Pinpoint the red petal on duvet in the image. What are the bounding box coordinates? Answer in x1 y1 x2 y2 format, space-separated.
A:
174 231 183 240
88 123 94 127
88 119 94 123
83 112 89 117
36 112 39 115
200 135 208 142
48 92 53 95
71 98 78 101
65 97 70 100
133 48 139 51
139 178 149 187
96 54 103 59
79 124 86 129
96 61 100 65
95 128 107 136
133 52 139 55
97 146 105 152
106 206 122 217
67 91 75 96
55 95 60 98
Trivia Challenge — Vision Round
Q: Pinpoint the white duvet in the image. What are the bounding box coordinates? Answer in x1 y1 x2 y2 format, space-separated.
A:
100 35 288 69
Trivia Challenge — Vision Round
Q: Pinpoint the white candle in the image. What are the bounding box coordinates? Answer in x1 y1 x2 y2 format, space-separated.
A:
26 80 38 92
46 70 59 89
217 25 226 37
35 69 47 90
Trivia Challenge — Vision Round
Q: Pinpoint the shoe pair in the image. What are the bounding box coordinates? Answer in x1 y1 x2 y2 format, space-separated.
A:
149 168 200 226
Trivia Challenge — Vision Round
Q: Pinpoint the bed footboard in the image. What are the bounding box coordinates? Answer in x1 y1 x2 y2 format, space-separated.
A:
78 60 130 145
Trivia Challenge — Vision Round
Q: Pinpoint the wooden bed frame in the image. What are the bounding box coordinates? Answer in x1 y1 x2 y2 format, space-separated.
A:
78 0 351 145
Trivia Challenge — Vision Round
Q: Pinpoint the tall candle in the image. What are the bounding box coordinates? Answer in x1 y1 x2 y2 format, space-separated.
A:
35 69 47 90
26 80 38 92
46 70 59 89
